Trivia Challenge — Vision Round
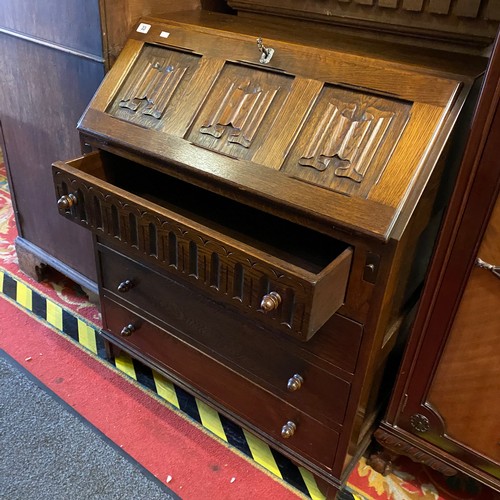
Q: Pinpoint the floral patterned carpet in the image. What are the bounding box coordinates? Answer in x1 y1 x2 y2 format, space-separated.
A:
0 167 100 326
0 161 497 500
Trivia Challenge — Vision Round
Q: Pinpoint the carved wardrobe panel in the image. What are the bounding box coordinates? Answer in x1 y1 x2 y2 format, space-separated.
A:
228 0 500 44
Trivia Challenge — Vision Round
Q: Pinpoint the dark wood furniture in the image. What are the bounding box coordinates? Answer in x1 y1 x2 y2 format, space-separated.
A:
371 30 500 494
228 0 500 46
50 9 491 497
0 0 203 293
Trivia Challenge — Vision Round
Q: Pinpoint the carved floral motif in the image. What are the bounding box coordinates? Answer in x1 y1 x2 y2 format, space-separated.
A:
373 429 458 477
410 414 430 433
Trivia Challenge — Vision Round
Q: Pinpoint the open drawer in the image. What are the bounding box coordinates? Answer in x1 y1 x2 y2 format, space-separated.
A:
52 151 352 340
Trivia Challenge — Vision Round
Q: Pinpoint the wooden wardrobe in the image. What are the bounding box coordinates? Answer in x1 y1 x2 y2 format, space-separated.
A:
371 30 500 494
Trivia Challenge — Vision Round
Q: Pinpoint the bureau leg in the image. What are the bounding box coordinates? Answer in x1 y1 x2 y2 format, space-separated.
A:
315 476 341 499
104 339 119 361
80 285 100 306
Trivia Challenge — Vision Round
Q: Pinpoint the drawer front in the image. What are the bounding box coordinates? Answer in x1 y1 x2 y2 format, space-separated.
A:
102 296 340 470
52 152 352 341
98 243 352 426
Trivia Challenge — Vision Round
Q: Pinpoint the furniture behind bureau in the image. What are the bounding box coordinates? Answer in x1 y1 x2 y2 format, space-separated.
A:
0 0 209 292
371 31 500 494
50 8 496 496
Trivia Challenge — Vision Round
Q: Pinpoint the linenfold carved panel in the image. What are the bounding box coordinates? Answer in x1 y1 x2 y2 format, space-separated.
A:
200 80 279 148
107 45 200 130
118 60 187 119
187 63 292 161
282 86 411 198
298 99 395 183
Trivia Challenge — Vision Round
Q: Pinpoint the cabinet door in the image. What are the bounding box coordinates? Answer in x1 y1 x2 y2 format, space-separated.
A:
426 195 500 466
376 31 500 492
393 80 500 483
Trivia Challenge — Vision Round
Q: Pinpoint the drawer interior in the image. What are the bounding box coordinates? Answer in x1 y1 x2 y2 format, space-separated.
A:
78 151 350 275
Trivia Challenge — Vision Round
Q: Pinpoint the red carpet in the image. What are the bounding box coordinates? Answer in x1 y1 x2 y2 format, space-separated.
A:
0 161 319 499
0 295 302 499
1 161 497 500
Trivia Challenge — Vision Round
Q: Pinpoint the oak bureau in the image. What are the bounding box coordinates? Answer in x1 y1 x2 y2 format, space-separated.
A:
51 10 487 497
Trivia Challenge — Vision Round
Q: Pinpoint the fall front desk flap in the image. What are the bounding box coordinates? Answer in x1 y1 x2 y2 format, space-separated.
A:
76 12 484 242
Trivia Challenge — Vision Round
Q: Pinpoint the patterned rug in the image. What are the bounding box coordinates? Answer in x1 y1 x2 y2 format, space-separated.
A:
0 162 496 500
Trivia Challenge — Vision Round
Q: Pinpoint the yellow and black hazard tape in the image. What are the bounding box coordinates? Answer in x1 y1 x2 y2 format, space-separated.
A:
0 268 362 500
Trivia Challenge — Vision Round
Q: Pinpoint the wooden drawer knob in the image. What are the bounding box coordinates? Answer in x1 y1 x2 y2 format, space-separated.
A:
120 324 136 337
281 421 297 439
260 291 281 313
57 193 78 210
287 374 304 392
117 280 134 293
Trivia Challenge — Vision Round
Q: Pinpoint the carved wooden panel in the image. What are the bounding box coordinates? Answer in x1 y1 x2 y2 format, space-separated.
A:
282 86 410 198
118 61 186 118
228 0 500 43
107 45 201 130
372 429 458 477
199 81 279 148
186 63 293 161
53 164 350 340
